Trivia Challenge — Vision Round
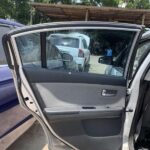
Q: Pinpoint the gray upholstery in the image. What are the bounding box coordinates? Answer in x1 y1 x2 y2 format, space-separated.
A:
31 82 125 150
32 83 126 108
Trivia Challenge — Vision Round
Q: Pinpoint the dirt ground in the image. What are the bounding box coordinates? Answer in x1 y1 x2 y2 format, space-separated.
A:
88 55 107 74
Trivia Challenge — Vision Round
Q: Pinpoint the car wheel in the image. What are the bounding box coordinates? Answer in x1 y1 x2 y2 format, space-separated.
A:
87 56 90 64
78 64 84 72
85 56 90 66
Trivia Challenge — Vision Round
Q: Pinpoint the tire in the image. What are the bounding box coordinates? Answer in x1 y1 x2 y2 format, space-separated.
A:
86 56 90 66
78 64 84 72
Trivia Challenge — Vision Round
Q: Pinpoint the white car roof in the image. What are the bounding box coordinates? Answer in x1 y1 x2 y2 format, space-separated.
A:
68 32 90 47
48 33 90 46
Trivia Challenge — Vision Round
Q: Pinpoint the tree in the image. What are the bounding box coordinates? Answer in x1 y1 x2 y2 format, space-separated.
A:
1 0 149 25
77 0 120 7
126 0 150 9
48 0 120 6
0 0 31 24
0 0 14 19
94 0 120 7
13 0 30 24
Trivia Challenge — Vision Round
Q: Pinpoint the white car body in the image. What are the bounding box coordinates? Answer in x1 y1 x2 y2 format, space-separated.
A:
48 33 90 71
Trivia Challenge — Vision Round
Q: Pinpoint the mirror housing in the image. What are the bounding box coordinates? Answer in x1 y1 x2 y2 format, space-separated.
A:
98 56 107 64
98 56 113 65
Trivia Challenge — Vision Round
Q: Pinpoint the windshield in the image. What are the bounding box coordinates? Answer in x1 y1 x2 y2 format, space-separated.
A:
50 35 79 48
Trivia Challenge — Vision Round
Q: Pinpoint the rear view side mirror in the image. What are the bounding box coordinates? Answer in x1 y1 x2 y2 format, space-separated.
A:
98 56 112 65
98 56 106 64
61 53 73 62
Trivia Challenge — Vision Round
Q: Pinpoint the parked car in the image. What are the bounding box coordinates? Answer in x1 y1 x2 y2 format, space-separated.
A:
3 21 150 150
0 19 23 107
48 33 90 71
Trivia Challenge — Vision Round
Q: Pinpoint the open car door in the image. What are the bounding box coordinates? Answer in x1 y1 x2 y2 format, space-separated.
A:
3 22 143 150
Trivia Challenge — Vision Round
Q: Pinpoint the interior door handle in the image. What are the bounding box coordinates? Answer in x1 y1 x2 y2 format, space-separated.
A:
101 89 117 97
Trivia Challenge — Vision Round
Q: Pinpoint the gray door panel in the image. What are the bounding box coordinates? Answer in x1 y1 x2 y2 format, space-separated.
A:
51 121 122 150
24 68 126 150
44 107 122 121
32 83 126 108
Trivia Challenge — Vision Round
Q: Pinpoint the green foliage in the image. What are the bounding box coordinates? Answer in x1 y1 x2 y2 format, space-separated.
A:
0 0 150 25
80 0 92 5
0 0 14 18
126 0 150 9
49 0 72 4
71 0 120 6
62 0 72 4
13 0 30 24
0 0 30 24
98 0 120 7
35 0 49 2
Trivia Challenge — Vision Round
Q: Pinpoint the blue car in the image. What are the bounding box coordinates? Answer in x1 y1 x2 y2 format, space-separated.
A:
0 19 23 107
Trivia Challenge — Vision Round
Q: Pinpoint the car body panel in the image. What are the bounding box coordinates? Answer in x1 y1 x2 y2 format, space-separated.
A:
0 20 23 107
0 19 23 27
0 65 16 106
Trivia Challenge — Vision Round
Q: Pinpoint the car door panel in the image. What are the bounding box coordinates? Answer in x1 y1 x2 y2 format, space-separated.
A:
2 22 143 150
33 82 125 107
51 125 122 150
23 67 125 150
24 67 126 85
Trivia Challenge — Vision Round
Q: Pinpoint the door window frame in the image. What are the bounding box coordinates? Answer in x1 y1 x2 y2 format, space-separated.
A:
7 24 142 79
129 38 150 86
2 22 144 150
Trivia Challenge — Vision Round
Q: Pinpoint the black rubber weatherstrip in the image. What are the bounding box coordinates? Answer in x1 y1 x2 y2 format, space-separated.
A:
24 68 126 86
7 21 143 36
127 27 145 80
40 32 47 68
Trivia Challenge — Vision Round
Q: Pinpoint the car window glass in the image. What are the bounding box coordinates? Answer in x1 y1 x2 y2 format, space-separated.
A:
15 29 136 77
16 33 41 67
80 39 84 49
82 39 88 49
132 41 150 76
0 26 11 65
46 39 64 69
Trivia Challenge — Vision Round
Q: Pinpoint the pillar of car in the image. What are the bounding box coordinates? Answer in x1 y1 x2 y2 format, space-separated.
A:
40 32 47 68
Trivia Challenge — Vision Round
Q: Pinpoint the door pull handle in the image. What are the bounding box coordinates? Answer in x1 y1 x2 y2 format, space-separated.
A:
101 89 117 97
